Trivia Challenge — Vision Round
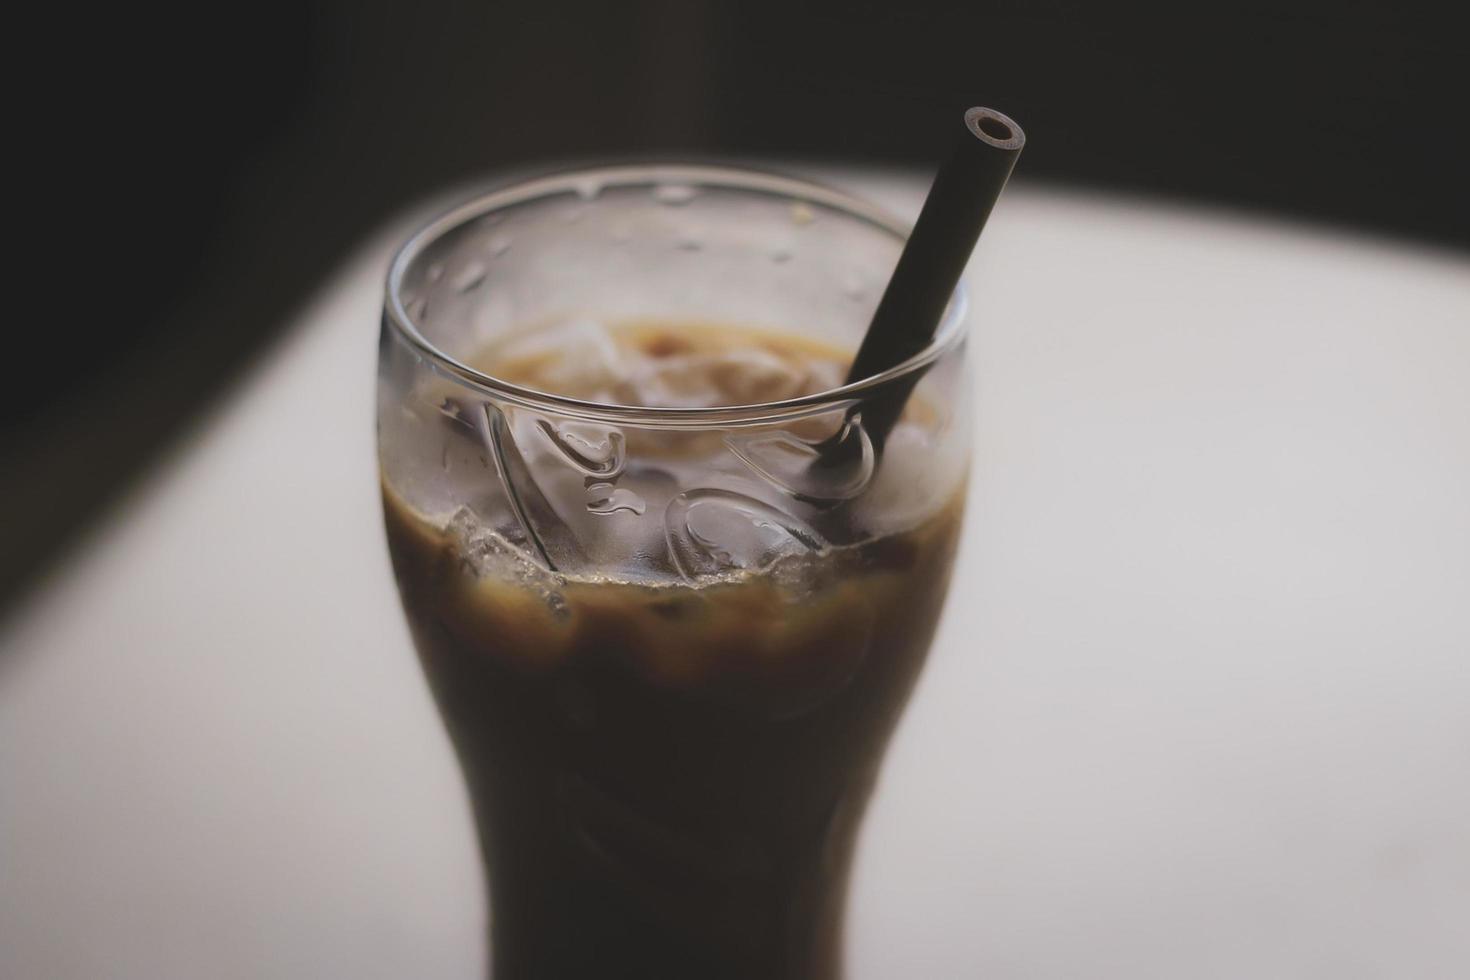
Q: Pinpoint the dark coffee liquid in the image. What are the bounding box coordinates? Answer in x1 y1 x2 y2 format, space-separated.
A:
382 324 965 978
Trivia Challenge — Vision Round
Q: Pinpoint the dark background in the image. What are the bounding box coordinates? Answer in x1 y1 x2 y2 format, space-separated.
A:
5 0 1466 610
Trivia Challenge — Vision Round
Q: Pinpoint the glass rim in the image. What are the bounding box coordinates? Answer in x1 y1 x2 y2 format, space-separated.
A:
383 163 968 427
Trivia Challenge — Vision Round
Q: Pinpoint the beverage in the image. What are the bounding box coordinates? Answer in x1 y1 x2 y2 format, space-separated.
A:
383 322 964 978
377 166 973 978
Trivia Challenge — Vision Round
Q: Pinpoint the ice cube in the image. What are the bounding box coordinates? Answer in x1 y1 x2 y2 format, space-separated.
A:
445 506 520 577
707 348 811 404
853 422 952 532
494 319 631 401
664 488 827 582
628 348 808 408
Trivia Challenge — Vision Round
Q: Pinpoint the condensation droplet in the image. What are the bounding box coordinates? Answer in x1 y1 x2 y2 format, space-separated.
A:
406 296 428 319
789 202 815 225
453 262 487 293
676 237 703 252
770 248 793 264
653 183 698 206
427 263 445 282
561 204 586 223
489 234 512 257
585 482 647 516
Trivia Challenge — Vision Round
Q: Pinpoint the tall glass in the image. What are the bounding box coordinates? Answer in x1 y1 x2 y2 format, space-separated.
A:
378 166 971 979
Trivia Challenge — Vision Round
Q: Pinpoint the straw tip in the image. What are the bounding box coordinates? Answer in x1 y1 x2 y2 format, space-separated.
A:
963 107 1025 151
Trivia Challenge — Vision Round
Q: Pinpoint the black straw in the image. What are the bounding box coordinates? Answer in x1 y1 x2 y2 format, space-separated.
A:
844 107 1024 450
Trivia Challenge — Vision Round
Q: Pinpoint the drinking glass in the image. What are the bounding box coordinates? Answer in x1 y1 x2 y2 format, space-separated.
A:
377 165 971 979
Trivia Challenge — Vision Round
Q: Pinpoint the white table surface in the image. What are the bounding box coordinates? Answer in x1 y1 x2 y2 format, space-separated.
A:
3 170 1468 979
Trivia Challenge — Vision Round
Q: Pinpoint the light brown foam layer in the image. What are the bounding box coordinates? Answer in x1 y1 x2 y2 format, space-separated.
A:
483 319 848 409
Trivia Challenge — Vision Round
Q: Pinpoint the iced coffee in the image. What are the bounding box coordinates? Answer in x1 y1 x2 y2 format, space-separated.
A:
382 320 965 979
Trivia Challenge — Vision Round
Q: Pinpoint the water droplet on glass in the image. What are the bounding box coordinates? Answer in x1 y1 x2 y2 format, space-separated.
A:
770 248 793 264
453 262 487 293
585 482 647 516
676 237 703 252
488 234 512 257
562 204 586 223
842 271 867 301
427 263 445 282
653 183 698 206
611 225 633 244
406 296 429 319
789 202 815 225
